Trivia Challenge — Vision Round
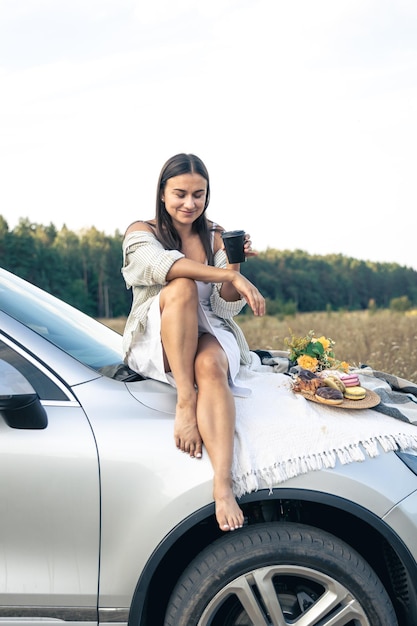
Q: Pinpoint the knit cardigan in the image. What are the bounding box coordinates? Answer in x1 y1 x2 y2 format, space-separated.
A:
121 230 251 365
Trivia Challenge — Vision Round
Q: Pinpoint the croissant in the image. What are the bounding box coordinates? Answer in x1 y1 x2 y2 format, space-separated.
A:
292 369 324 393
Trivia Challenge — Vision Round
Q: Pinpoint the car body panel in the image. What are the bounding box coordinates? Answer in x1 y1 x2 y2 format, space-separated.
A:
383 489 417 556
0 403 100 606
274 448 417 523
69 376 214 607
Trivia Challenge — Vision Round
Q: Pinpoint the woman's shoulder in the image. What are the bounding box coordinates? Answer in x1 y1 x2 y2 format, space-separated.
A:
209 221 225 253
124 220 156 236
208 220 224 230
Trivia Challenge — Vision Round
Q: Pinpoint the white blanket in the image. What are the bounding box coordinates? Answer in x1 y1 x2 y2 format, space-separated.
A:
232 361 417 497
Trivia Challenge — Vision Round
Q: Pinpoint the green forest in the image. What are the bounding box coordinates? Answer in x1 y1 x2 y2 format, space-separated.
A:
1 216 417 318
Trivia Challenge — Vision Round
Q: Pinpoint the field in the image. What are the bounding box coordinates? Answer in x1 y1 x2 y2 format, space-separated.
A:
101 310 417 384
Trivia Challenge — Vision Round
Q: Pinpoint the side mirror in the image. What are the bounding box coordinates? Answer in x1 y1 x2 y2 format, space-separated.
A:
0 360 48 429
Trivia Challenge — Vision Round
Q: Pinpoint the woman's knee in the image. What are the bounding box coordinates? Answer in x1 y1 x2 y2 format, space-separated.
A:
160 278 198 309
195 344 229 382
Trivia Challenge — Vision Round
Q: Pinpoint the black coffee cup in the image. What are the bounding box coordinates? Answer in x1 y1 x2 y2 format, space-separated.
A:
221 230 246 263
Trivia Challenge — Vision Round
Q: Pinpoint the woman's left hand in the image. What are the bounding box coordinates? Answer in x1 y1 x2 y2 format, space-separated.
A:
244 233 258 258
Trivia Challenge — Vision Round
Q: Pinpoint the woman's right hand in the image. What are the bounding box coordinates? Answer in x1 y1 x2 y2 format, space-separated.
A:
230 272 266 317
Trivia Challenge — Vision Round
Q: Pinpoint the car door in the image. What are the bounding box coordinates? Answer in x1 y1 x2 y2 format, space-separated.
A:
0 338 100 626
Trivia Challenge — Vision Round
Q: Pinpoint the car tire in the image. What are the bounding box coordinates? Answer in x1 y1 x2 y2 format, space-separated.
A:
164 522 398 626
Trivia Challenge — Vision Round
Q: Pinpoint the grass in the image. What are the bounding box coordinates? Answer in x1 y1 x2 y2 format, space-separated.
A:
238 309 417 384
100 309 417 384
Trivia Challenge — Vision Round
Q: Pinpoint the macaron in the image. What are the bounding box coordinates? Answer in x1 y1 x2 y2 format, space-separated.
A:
343 385 366 400
341 374 360 387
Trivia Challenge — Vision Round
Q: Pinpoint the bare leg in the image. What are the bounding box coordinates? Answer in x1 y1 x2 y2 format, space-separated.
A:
195 334 244 532
159 278 203 459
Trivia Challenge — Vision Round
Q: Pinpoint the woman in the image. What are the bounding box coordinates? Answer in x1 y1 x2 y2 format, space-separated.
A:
122 153 265 532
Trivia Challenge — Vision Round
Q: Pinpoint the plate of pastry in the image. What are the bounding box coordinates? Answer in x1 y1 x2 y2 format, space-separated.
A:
297 386 381 409
292 370 381 409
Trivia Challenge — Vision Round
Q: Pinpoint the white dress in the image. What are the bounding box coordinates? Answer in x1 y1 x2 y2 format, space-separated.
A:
127 279 241 389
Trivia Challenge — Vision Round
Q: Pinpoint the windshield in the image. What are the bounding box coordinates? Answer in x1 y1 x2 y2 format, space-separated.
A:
0 268 126 374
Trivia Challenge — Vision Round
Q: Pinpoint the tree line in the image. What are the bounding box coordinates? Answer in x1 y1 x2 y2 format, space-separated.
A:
240 248 417 315
1 216 417 318
0 217 129 318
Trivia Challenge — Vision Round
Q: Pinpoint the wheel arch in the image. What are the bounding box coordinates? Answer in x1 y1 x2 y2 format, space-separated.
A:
129 488 417 626
128 502 218 626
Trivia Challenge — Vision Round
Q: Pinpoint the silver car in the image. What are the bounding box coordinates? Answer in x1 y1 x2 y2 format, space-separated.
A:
1 266 417 626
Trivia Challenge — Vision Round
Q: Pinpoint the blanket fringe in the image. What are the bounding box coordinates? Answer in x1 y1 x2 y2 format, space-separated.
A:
232 433 417 498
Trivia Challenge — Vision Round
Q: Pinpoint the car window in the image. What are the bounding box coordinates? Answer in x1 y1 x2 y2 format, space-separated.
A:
0 269 124 372
0 341 69 401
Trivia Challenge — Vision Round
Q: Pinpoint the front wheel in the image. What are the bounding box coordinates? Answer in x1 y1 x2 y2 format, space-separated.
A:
164 522 397 626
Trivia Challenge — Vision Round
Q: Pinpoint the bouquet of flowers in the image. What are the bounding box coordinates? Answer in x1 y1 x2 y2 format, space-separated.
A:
284 329 349 373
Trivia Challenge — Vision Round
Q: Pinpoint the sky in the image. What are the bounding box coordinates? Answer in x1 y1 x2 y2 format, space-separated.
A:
1 0 416 269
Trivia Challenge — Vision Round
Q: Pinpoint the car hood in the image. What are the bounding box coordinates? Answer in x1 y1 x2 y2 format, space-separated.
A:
126 378 176 413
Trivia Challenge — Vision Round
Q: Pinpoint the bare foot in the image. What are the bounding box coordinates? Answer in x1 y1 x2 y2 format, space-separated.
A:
174 397 203 459
214 478 244 532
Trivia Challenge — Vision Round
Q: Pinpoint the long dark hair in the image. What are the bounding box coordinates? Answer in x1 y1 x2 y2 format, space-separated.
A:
153 153 216 265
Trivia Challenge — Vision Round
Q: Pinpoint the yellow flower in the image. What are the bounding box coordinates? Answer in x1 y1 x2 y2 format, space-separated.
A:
285 329 348 373
297 355 318 372
316 336 331 351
